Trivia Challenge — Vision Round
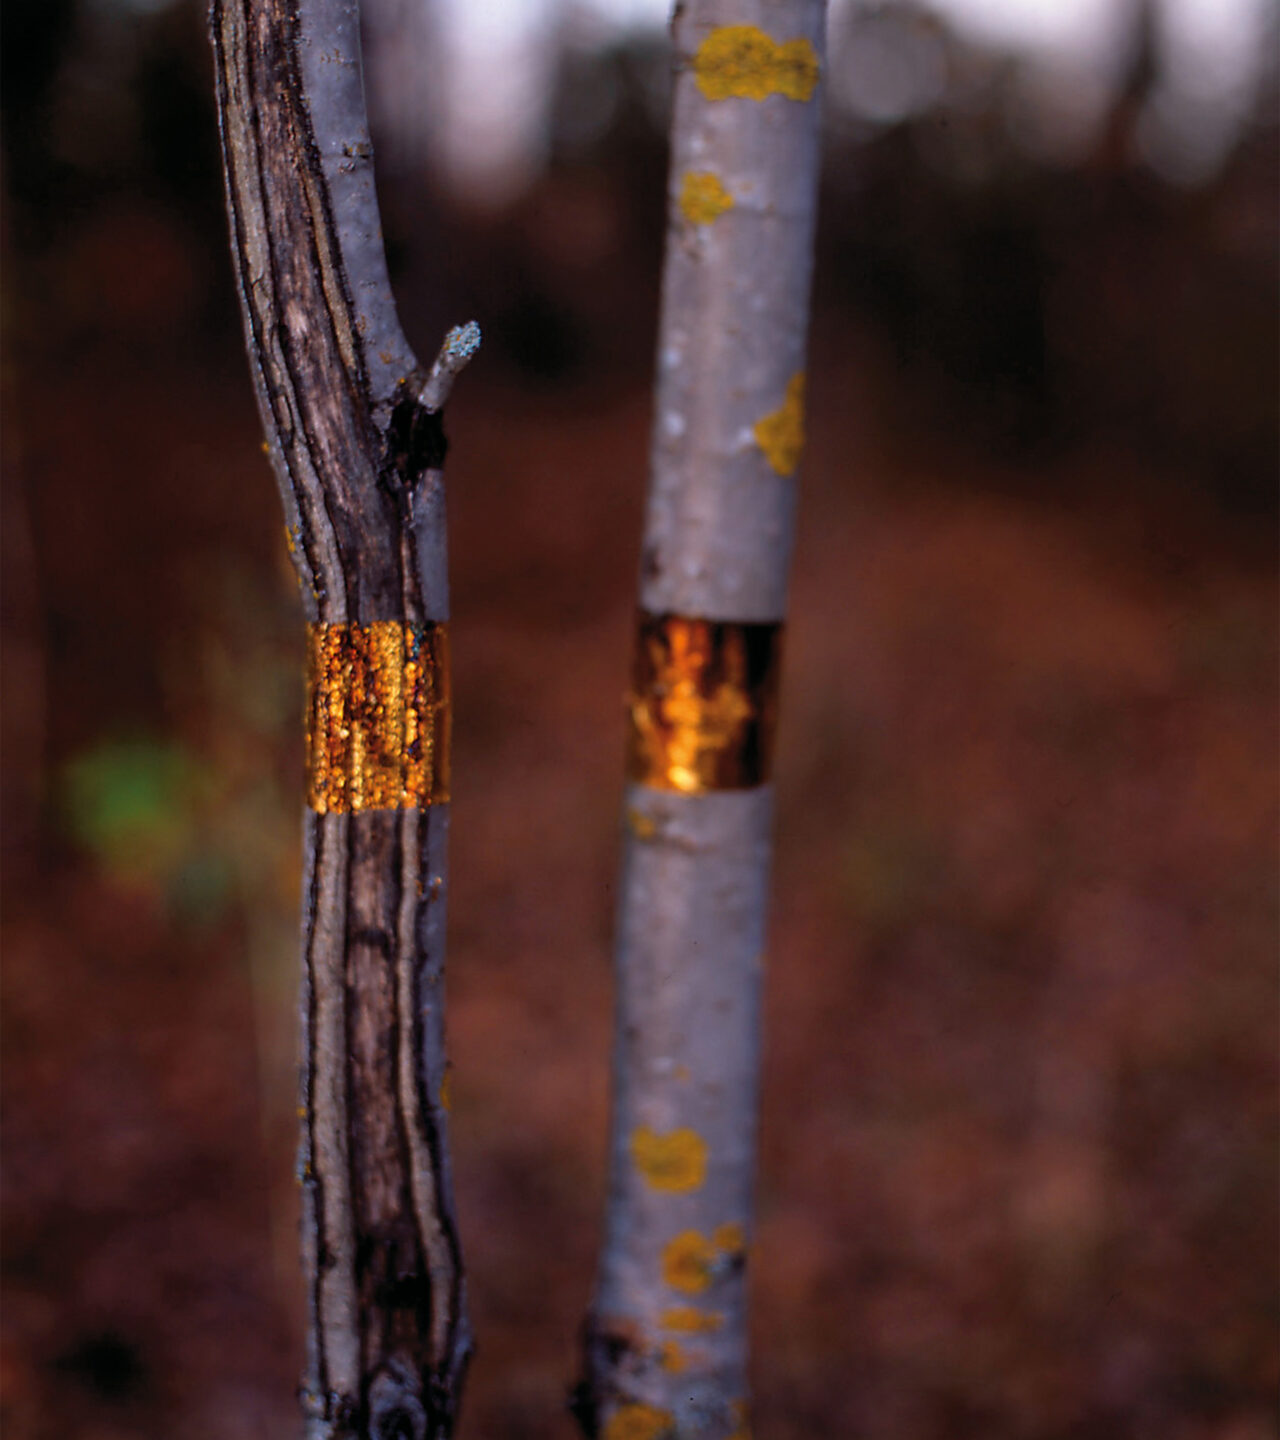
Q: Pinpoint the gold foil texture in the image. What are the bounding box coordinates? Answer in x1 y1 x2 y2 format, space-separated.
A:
305 622 450 813
626 613 782 793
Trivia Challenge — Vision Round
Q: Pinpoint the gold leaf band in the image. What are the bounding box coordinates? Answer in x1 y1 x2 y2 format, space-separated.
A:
305 621 450 813
626 613 782 793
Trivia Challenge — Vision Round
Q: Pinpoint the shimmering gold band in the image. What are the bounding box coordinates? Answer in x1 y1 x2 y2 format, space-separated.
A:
305 622 450 813
626 613 782 793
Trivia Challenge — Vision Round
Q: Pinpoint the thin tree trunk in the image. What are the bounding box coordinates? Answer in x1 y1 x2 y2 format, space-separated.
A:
579 5 825 1437
209 3 476 1434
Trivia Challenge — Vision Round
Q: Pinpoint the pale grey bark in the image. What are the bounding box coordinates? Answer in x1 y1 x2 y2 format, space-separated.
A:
295 0 415 410
581 4 826 1436
210 2 475 1434
591 788 773 1431
643 3 825 623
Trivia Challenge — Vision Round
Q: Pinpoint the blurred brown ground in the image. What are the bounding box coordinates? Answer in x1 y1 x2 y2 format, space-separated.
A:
2 4 1277 1438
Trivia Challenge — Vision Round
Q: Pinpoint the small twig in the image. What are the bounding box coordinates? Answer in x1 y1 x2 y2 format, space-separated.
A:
419 322 482 412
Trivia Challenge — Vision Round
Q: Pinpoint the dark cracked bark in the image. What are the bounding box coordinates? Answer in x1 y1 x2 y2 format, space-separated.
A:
209 2 475 1434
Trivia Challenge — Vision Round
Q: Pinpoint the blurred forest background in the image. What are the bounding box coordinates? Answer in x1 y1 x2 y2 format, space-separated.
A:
1 0 1276 1436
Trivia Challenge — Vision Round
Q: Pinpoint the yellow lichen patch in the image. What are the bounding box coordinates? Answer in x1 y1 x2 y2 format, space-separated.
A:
625 806 659 842
603 1402 673 1440
680 171 734 226
713 1221 746 1255
630 1126 708 1192
661 1305 724 1333
662 1230 716 1294
659 1340 686 1373
693 25 820 103
753 372 806 477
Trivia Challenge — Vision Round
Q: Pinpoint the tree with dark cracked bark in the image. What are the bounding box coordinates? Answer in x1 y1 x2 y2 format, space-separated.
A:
209 2 475 1434
578 5 827 1438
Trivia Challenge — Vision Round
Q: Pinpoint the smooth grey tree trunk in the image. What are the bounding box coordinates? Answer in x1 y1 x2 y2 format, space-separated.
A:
209 3 476 1435
579 5 826 1438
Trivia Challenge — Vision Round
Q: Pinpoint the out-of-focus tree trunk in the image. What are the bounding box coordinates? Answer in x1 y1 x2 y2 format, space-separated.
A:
208 3 476 1435
579 5 826 1437
361 0 442 176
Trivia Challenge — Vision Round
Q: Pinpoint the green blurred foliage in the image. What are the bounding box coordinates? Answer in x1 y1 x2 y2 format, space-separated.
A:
62 738 202 887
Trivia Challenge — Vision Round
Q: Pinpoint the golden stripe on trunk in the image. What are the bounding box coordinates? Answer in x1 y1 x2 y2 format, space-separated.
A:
305 621 451 812
626 612 782 793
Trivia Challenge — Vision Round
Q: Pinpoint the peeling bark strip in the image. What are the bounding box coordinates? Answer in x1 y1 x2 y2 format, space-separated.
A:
306 622 451 813
209 1 474 1434
625 614 782 794
581 3 825 1437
